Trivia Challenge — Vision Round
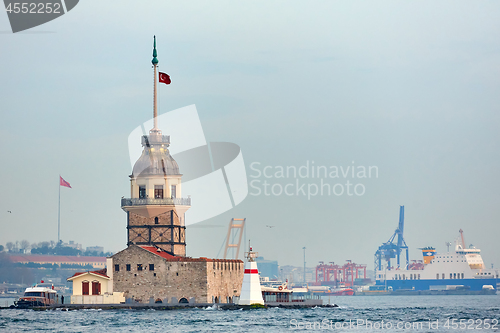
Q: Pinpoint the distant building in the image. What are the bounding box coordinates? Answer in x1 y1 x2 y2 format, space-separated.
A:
86 246 104 253
63 241 83 251
255 257 279 280
9 254 106 269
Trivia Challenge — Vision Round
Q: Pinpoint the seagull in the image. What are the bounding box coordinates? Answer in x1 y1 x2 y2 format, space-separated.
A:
7 211 11 213
266 225 275 228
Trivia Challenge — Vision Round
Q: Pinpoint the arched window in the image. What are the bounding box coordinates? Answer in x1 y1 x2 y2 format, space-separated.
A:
82 281 89 295
155 217 159 224
92 281 101 295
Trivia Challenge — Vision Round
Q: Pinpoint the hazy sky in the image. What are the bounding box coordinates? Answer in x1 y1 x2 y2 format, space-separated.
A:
1 1 499 270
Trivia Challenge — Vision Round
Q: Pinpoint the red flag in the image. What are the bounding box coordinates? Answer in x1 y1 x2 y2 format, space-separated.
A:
60 176 72 188
159 72 171 85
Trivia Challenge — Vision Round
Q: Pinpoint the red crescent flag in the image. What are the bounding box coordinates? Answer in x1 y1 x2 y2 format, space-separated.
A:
159 72 171 85
60 176 72 188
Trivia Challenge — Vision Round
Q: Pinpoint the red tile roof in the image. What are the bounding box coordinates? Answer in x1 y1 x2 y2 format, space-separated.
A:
137 246 242 263
67 270 109 280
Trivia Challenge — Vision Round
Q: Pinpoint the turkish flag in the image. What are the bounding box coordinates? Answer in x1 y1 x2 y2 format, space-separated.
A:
159 72 171 85
60 176 72 188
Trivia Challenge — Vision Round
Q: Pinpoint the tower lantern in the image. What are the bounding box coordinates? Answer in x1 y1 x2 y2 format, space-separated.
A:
120 37 191 256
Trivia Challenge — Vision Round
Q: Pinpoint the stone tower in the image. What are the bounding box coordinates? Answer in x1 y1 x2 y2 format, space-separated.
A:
121 36 191 256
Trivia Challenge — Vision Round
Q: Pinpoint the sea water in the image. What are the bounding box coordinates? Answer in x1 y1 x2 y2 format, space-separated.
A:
0 295 498 332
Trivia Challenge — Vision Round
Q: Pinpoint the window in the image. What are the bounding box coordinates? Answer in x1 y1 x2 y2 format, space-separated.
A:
450 273 453 279
92 281 101 295
139 186 146 199
171 185 176 198
442 273 445 279
137 264 143 271
149 264 154 271
154 185 163 199
82 281 89 295
461 273 464 279
155 217 159 224
114 264 119 272
126 264 131 271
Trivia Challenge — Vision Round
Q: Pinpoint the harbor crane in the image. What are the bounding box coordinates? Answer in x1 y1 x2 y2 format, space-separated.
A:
374 206 409 271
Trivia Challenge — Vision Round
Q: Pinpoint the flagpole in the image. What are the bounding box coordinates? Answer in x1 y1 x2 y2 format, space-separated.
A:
152 35 159 131
58 175 61 244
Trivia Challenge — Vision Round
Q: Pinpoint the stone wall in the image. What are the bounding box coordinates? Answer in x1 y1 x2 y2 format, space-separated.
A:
111 245 243 303
206 259 244 303
128 210 186 256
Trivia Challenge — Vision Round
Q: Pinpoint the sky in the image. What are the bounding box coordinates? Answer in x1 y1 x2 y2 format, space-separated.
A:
1 1 499 271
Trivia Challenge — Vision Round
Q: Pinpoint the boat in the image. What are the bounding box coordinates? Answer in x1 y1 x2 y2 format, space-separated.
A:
261 281 324 306
305 285 354 296
15 282 58 308
374 231 499 294
323 287 354 296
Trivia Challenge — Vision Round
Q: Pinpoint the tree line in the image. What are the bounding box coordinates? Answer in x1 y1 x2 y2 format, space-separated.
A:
0 240 113 257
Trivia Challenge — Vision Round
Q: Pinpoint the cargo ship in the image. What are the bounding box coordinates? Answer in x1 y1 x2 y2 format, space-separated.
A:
374 231 498 294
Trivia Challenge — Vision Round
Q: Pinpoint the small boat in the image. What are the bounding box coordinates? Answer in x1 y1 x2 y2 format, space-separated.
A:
15 282 57 308
319 287 354 296
261 281 324 306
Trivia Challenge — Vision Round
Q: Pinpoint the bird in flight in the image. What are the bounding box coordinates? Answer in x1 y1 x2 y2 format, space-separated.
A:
266 225 275 228
7 211 11 213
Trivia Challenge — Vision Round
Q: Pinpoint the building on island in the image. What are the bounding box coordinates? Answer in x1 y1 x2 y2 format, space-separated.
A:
76 37 244 304
112 245 242 303
66 261 125 304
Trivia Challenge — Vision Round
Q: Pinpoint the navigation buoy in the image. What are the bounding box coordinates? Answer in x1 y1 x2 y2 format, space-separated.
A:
238 246 264 305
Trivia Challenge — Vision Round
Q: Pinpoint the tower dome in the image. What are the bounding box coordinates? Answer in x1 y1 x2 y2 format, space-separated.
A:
132 134 180 177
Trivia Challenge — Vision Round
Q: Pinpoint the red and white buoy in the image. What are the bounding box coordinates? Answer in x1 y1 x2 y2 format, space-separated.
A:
238 246 264 305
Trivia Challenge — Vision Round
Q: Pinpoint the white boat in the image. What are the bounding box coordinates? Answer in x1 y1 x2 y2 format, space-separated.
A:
15 282 58 308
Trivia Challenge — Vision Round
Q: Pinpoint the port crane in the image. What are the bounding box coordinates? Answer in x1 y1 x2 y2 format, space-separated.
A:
374 206 409 271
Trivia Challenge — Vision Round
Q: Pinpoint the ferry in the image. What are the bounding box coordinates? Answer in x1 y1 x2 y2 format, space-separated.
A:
15 282 58 308
261 281 323 306
374 231 499 294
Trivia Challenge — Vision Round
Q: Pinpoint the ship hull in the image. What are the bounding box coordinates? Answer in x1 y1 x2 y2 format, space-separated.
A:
376 278 497 292
15 299 48 308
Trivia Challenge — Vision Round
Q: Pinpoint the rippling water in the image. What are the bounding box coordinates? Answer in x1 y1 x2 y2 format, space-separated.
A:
1 295 499 332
